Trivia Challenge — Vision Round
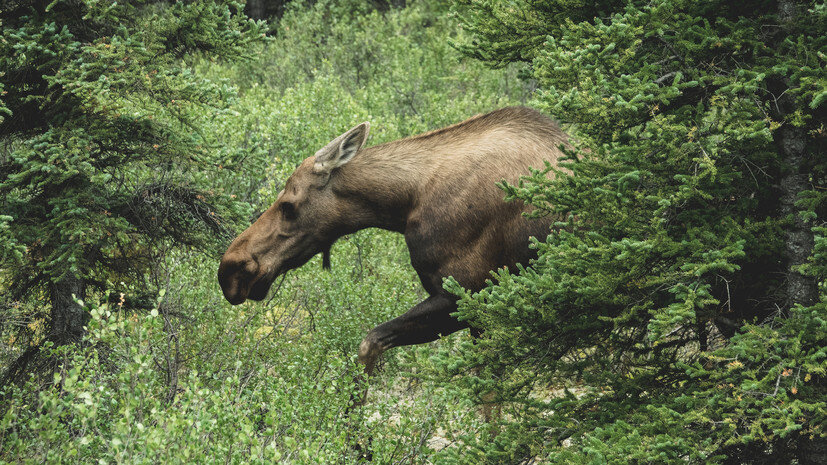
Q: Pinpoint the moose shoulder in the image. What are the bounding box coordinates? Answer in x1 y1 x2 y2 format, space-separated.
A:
218 106 568 374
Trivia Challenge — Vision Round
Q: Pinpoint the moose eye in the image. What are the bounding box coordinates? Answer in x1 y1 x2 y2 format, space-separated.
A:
280 202 297 220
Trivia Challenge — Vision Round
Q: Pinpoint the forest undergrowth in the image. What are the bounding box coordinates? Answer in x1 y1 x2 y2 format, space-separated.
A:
1 1 528 463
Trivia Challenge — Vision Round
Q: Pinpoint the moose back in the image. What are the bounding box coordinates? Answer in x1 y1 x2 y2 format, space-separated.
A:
218 106 568 374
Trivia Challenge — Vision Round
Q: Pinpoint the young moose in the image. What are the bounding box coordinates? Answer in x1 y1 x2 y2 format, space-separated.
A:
218 106 568 376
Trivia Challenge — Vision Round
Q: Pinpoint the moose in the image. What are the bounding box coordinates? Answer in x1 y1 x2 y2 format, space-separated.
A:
218 106 568 377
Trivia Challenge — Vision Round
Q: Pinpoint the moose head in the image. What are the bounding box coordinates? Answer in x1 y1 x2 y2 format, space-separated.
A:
217 122 370 305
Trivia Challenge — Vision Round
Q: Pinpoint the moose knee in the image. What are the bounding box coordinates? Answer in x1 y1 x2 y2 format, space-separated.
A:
357 334 385 375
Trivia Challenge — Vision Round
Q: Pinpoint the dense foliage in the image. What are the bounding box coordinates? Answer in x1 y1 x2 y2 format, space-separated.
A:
441 0 826 463
0 0 264 366
3 0 824 463
1 0 526 462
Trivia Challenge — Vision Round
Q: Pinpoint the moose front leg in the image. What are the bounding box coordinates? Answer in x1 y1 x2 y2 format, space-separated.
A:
358 294 467 376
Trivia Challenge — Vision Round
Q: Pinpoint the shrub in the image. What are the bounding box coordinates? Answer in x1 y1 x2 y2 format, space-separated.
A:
438 0 827 462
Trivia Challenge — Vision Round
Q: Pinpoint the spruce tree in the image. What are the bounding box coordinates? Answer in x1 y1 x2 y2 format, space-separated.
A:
0 0 262 379
444 0 826 463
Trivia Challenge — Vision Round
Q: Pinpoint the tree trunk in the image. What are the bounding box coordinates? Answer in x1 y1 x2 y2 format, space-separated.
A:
244 0 266 20
773 0 818 310
1 273 87 385
244 0 292 21
49 272 87 344
774 2 824 461
776 124 817 309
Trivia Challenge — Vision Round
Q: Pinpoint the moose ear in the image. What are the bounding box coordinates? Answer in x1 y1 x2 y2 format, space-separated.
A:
314 122 370 175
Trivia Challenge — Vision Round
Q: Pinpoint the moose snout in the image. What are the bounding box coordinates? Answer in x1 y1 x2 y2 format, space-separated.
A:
217 255 260 305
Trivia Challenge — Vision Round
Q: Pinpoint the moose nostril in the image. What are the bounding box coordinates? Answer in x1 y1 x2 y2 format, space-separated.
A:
218 256 261 305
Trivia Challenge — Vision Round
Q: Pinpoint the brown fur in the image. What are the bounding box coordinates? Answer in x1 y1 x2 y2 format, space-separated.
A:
218 106 568 375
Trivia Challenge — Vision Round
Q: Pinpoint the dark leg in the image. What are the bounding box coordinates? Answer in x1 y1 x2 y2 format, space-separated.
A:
346 295 464 460
357 294 466 376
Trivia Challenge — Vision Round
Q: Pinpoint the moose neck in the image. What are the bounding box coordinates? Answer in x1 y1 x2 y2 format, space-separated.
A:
330 142 424 234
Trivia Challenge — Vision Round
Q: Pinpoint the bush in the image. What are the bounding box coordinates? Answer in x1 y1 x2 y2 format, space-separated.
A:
437 0 827 463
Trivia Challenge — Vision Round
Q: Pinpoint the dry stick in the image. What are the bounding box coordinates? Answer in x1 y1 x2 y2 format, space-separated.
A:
266 273 289 306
